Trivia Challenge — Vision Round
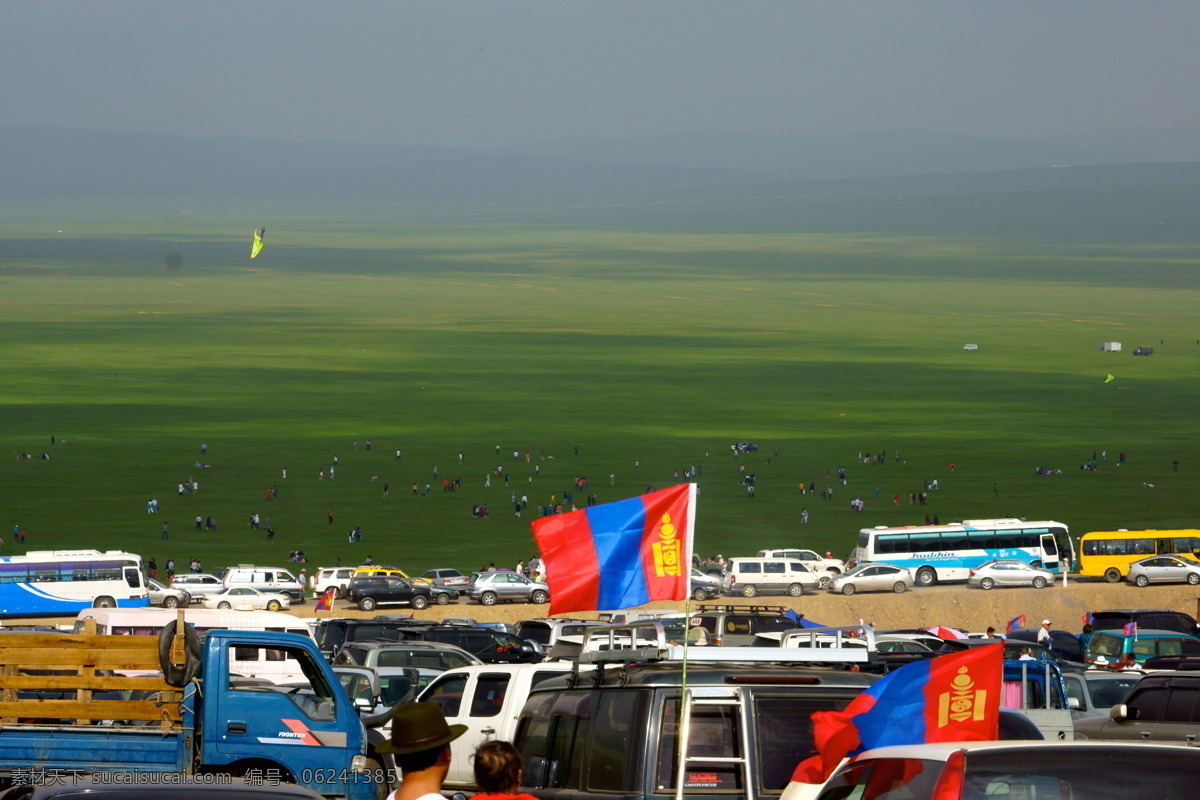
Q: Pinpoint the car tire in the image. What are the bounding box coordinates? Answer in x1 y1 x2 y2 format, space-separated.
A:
266 600 282 611
480 591 498 606
979 577 994 590
817 575 832 590
1032 576 1047 589
1104 568 1121 583
164 596 180 609
336 585 347 599
436 592 451 605
359 597 376 611
841 584 856 596
218 601 232 610
411 595 429 610
531 590 549 604
893 582 907 593
787 583 804 597
741 584 758 598
1189 573 1200 586
915 567 936 587
692 587 709 601
1135 575 1149 587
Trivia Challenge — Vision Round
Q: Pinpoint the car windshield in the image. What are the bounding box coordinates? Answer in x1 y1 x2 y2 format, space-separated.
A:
842 565 871 578
964 747 1198 800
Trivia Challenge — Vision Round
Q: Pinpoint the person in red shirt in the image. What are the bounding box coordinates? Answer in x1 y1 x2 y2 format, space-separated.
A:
472 741 539 800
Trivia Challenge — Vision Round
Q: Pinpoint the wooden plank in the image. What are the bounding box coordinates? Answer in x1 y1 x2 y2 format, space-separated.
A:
0 634 159 650
0 649 162 669
0 674 174 691
0 700 182 723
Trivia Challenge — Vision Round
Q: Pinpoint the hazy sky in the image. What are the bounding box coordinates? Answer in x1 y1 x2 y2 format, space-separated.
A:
5 1 1200 150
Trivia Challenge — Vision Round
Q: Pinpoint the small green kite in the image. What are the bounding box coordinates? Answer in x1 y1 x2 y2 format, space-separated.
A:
250 226 266 259
1105 374 1115 383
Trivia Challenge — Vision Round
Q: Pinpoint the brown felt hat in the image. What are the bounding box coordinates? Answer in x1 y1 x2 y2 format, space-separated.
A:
376 701 468 755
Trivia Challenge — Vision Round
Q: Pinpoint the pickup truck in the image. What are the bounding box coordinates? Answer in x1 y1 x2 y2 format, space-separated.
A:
417 661 582 792
0 624 384 799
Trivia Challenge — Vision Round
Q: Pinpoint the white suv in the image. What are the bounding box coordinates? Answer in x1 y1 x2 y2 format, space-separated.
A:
314 566 355 598
722 557 823 597
757 548 845 580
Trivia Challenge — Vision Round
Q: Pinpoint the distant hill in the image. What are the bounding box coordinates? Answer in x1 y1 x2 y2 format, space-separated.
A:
2 125 1199 211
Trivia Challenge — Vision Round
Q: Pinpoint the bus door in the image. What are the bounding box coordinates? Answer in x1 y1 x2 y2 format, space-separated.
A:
1040 534 1059 568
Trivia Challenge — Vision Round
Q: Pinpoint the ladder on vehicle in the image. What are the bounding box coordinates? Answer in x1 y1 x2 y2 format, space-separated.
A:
674 685 753 800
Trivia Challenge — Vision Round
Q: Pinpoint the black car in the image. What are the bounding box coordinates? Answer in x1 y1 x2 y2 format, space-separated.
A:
1005 626 1085 662
312 615 435 657
1091 608 1200 636
347 576 455 611
419 625 542 664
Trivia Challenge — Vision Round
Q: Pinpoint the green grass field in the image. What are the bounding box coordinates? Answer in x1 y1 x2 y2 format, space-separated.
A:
2 204 1198 580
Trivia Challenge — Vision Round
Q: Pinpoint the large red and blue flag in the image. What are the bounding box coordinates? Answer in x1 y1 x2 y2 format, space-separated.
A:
792 643 1003 784
531 484 695 615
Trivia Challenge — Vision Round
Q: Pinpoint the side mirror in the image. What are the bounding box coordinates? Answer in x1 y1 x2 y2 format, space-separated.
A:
1110 703 1128 722
354 695 376 711
1067 697 1080 709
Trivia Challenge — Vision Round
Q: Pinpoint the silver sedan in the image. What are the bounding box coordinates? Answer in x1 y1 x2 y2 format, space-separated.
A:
967 559 1054 589
828 563 913 595
1127 555 1200 586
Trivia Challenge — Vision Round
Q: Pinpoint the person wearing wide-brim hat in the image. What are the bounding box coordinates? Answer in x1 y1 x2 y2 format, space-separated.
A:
378 701 468 800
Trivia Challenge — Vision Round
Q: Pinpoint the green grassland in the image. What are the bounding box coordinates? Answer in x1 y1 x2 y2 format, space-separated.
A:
2 203 1198 580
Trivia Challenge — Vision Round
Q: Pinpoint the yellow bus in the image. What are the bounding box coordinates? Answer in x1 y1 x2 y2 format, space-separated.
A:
1078 529 1200 582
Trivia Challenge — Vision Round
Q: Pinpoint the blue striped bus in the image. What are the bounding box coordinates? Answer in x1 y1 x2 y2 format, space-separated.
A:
850 519 1072 586
0 549 148 616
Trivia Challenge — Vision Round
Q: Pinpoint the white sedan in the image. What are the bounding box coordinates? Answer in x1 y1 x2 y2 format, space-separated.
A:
828 563 913 595
200 586 292 611
967 559 1055 590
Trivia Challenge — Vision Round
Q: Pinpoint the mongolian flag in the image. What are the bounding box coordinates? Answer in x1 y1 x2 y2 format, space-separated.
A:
531 484 695 615
1006 614 1026 633
792 643 1003 784
314 587 337 612
1123 621 1137 636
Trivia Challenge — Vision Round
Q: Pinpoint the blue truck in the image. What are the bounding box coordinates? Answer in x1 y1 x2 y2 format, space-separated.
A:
0 626 385 798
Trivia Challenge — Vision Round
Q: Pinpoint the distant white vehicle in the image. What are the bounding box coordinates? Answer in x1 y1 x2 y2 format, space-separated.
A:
200 586 292 611
827 563 913 595
146 578 189 608
757 549 845 577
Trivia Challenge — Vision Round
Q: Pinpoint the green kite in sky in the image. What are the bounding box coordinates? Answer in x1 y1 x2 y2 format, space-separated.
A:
250 226 266 259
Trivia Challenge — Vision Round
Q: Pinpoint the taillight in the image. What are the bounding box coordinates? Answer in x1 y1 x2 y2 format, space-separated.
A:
930 749 966 800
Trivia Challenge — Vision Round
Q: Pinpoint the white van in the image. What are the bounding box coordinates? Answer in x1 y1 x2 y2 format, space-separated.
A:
223 565 305 602
74 607 314 683
722 556 823 598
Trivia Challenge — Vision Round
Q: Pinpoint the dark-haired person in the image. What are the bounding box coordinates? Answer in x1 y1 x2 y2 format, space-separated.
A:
472 740 539 800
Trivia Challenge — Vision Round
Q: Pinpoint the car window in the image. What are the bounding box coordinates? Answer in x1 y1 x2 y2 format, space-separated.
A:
1128 686 1168 722
588 690 647 792
1163 685 1200 723
740 563 761 574
816 758 941 800
424 673 468 717
757 695 852 790
656 697 743 792
724 617 751 636
469 674 510 717
765 562 785 575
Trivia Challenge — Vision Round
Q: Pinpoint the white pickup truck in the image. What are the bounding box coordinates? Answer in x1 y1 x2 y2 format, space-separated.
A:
416 661 587 791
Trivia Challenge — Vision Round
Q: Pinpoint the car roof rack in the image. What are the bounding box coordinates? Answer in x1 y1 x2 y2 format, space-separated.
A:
577 620 874 665
693 604 791 615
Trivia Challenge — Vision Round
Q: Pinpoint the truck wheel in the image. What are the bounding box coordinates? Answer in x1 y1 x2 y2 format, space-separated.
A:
915 567 936 587
363 758 389 800
741 584 758 598
436 592 451 605
531 590 549 604
159 619 202 688
359 597 377 611
93 596 116 608
163 596 180 609
481 591 498 606
841 584 856 596
1032 576 1047 589
266 600 282 611
411 595 429 610
1135 575 1149 587
979 577 994 590
1104 568 1121 583
218 601 232 609
787 583 804 597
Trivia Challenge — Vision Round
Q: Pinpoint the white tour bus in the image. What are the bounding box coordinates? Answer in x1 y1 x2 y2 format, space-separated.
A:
74 607 314 683
0 549 147 617
850 518 1072 586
